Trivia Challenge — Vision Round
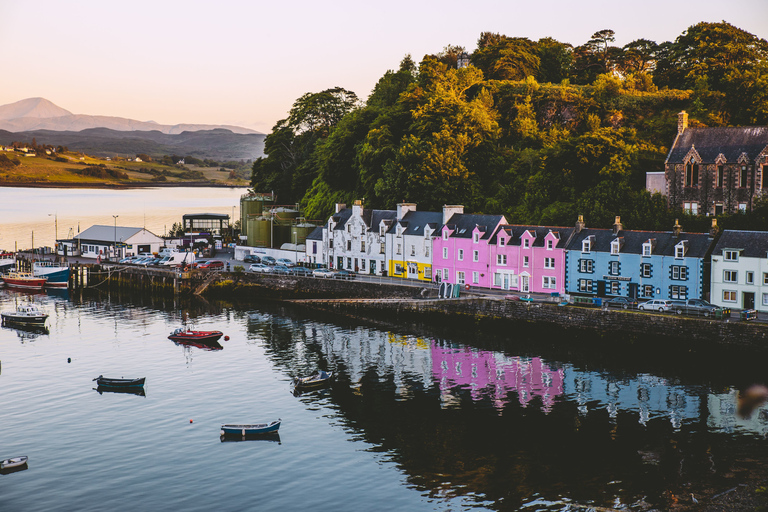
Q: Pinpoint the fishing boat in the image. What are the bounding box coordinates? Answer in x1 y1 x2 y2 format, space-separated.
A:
32 261 70 288
0 252 15 275
0 456 28 470
1 271 47 290
294 370 334 389
1 304 48 326
168 328 223 344
220 419 281 436
93 375 146 389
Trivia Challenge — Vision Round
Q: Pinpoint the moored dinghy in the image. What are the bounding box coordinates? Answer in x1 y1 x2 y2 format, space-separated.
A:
220 419 281 436
93 375 146 388
1 456 28 470
168 328 223 344
294 370 334 389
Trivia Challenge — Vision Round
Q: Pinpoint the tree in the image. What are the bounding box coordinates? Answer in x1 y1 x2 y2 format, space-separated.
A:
536 37 573 83
286 87 359 137
617 39 659 74
471 33 540 81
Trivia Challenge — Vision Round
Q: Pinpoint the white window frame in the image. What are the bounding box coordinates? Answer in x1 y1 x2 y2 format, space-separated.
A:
544 257 555 269
542 276 556 289
642 243 651 257
609 261 619 276
472 271 479 284
641 263 652 278
763 293 768 307
723 290 737 302
582 239 591 252
610 240 620 255
724 250 738 262
443 231 448 240
497 254 507 266
746 271 754 285
443 247 448 259
724 270 738 283
523 238 530 249
499 237 506 247
443 268 448 280
473 250 479 262
523 255 529 267
546 239 553 250
458 249 464 261
473 233 479 243
457 271 465 285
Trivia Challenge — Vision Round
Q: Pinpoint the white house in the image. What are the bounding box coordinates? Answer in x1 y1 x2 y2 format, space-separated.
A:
711 230 768 311
325 201 396 275
384 204 451 281
62 225 164 260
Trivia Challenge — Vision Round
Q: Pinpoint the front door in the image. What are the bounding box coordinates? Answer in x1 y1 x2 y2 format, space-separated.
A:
744 292 755 309
370 260 376 274
628 283 638 300
521 275 529 293
503 274 509 290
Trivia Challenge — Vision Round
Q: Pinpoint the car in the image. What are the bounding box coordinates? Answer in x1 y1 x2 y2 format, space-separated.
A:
139 257 161 266
243 254 260 264
333 270 357 280
276 258 295 267
119 256 137 264
604 297 638 310
638 299 673 312
290 267 312 277
193 259 209 268
197 260 224 270
249 263 272 273
261 256 277 266
272 265 291 275
313 268 335 278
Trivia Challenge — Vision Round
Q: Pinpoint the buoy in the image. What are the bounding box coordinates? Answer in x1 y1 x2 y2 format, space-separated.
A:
67 358 71 363
189 419 193 423
224 336 230 341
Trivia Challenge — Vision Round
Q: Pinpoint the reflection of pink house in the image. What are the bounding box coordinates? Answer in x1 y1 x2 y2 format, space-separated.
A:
488 225 573 294
430 341 564 412
432 211 506 288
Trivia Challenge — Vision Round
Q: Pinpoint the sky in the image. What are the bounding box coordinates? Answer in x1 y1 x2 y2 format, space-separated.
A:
1 0 767 134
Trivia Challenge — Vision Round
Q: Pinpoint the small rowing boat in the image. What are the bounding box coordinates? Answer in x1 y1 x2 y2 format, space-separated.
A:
220 419 281 436
294 370 334 389
0 456 28 470
93 375 145 388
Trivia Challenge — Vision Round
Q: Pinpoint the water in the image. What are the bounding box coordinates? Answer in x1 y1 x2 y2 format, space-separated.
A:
0 187 247 251
1 288 767 511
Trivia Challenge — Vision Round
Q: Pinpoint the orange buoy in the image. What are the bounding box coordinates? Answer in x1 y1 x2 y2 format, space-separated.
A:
189 419 193 423
224 336 230 341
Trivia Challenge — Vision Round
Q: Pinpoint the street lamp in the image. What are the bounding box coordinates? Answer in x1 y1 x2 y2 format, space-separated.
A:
112 215 119 261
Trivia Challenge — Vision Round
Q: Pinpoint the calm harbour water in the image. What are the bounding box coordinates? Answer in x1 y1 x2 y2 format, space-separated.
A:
1 286 768 512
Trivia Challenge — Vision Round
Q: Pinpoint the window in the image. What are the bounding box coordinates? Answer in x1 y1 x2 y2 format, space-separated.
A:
683 202 698 215
457 271 465 285
746 271 754 285
473 233 479 243
443 247 448 259
609 281 620 295
472 271 479 284
424 267 431 280
670 285 687 300
346 240 351 251
610 240 620 255
473 250 479 262
458 249 464 261
380 243 385 254
312 241 317 254
717 165 724 188
443 231 448 240
642 243 652 256
671 266 688 280
675 243 686 258
641 263 652 278
578 259 594 273
380 226 386 236
543 276 556 289
740 165 748 188
410 245 416 257
582 238 591 252
523 256 529 267
425 245 430 257
642 285 654 298
523 238 530 249
685 159 699 187
724 250 738 262
608 261 620 276
578 279 593 292
494 273 502 286
499 237 506 247
739 203 748 212
763 293 768 307
329 240 334 249
361 241 365 252
497 254 508 265
764 272 768 285
546 239 553 250
347 257 352 269
544 258 555 269
723 290 737 302
443 268 448 280
361 258 366 269
724 270 738 283
763 164 768 190
396 243 401 255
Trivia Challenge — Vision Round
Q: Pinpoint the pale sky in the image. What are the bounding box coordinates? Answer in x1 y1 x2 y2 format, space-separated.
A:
1 0 766 133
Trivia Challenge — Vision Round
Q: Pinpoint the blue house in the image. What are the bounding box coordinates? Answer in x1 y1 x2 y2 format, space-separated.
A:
564 216 718 301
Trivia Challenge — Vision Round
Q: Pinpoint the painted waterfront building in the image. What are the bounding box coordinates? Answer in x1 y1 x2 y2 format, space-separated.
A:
325 201 396 275
433 210 506 288
67 225 164 260
565 216 717 301
710 230 768 312
488 225 574 294
385 203 444 281
304 226 324 266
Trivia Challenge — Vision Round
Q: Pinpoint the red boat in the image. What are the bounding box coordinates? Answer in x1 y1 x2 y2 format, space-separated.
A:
168 328 224 344
2 271 47 290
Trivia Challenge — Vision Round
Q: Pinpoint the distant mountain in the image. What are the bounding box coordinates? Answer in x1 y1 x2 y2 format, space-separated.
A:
0 97 262 135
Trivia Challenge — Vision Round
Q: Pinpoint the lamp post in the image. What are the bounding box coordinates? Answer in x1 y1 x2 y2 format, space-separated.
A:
112 215 119 261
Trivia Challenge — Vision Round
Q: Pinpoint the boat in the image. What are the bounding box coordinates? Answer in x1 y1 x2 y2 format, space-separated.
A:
168 328 224 344
0 252 15 275
1 271 47 290
93 375 146 389
294 370 334 389
220 419 281 436
32 261 70 288
0 456 28 470
1 304 49 326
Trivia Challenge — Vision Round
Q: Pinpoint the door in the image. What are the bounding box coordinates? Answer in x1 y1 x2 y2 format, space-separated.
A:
744 292 755 309
370 260 376 274
503 274 509 290
628 283 638 300
521 275 529 293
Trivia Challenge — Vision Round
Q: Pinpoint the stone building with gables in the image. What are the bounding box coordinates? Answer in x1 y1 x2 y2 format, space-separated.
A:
665 111 768 215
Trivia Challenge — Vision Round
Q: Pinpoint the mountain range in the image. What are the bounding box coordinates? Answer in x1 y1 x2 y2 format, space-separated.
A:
0 98 265 161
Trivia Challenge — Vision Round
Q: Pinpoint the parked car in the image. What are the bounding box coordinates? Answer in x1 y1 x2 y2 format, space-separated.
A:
197 260 224 270
249 263 272 273
119 256 138 264
313 268 335 278
638 299 674 312
290 267 312 277
604 297 638 310
333 270 357 280
261 256 277 265
670 298 729 317
272 265 291 274
243 254 260 264
276 258 295 267
139 257 161 266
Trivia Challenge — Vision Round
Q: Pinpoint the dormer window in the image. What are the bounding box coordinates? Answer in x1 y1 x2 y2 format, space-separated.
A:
642 242 652 257
546 239 553 250
675 241 688 259
443 231 448 241
582 237 592 253
610 238 623 255
473 232 479 243
724 250 738 262
523 238 530 249
380 225 385 236
499 237 506 247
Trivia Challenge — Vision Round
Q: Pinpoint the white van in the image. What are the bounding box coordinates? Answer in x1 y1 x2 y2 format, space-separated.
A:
162 252 195 267
159 247 179 257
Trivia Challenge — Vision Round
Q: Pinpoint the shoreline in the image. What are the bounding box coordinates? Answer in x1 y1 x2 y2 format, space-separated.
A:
0 180 247 189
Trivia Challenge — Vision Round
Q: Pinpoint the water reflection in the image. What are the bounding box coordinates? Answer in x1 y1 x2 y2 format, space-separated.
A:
220 432 282 444
93 386 147 397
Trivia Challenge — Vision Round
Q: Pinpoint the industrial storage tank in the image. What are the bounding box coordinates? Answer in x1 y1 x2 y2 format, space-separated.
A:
290 222 316 247
270 207 299 225
240 193 274 237
247 218 272 247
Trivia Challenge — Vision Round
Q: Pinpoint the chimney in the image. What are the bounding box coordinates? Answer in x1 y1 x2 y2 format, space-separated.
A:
397 202 417 220
335 203 346 214
575 215 585 233
673 218 682 238
710 218 719 238
678 111 688 135
352 199 363 217
442 205 464 225
612 216 623 235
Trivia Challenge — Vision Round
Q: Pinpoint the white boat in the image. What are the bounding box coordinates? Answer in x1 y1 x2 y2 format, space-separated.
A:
0 456 28 469
0 252 15 275
32 261 70 288
1 304 49 326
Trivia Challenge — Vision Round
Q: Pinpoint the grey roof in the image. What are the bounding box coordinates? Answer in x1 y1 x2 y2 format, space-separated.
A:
306 226 324 241
444 214 505 239
712 230 768 258
565 228 715 258
389 211 443 236
667 126 768 164
75 225 155 243
490 225 574 248
371 210 397 228
331 208 353 230
332 208 396 231
182 213 230 219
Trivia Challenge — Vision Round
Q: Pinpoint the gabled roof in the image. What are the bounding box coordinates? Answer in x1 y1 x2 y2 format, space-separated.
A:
443 214 504 239
388 211 442 236
712 230 768 258
490 225 573 248
667 126 768 164
306 226 324 241
371 210 397 228
74 225 157 243
332 207 396 231
565 228 714 257
330 208 353 230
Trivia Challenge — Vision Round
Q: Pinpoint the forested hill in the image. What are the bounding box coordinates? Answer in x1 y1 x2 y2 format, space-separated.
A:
251 22 768 231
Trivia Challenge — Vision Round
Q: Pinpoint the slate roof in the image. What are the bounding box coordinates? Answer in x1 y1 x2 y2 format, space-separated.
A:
306 226 324 241
332 208 396 231
371 210 397 228
444 214 505 239
565 228 715 258
330 208 353 230
388 211 443 236
490 225 574 248
75 225 156 243
712 230 768 258
667 126 768 164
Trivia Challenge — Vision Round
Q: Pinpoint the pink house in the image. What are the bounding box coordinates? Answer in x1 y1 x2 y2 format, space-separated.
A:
432 212 506 288
488 225 573 295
